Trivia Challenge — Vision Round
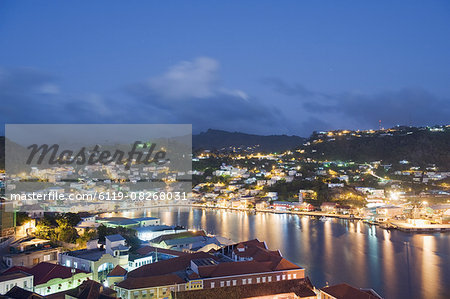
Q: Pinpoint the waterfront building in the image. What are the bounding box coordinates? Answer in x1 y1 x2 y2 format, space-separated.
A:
376 205 403 221
320 202 338 213
272 201 304 211
113 239 306 299
319 283 383 299
173 278 317 299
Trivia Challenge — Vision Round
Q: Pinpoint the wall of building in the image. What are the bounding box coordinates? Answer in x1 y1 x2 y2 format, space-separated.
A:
113 269 305 299
115 283 186 299
203 269 305 289
34 272 92 296
3 248 59 268
0 276 33 295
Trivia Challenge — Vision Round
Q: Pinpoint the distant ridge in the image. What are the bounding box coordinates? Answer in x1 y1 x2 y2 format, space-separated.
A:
193 129 305 152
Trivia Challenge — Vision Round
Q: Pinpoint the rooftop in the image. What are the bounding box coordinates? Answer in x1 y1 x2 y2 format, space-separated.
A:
4 262 89 285
0 272 32 283
105 234 125 242
4 286 44 299
64 248 105 261
116 274 185 290
135 245 189 257
321 283 383 299
149 230 207 244
134 225 177 232
173 278 316 299
126 252 218 279
107 265 127 277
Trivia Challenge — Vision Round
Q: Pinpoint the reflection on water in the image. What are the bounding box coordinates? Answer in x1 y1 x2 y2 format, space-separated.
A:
105 206 450 299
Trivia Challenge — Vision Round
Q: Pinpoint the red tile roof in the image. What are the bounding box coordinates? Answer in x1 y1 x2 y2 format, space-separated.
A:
136 245 188 257
321 283 383 299
198 260 274 278
4 262 89 285
173 278 316 299
107 265 127 277
230 239 300 272
65 279 116 299
5 286 44 299
2 266 30 274
116 274 185 289
127 252 218 279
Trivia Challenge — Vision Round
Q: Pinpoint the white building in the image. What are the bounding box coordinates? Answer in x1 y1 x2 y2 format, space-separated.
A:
0 272 33 295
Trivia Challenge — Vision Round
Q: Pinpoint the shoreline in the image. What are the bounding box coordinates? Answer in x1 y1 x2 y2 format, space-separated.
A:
105 203 450 233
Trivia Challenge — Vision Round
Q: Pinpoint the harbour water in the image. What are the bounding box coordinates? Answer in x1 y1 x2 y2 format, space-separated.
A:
107 206 450 299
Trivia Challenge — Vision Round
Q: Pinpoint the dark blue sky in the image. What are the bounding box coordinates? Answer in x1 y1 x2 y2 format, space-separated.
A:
1 1 449 136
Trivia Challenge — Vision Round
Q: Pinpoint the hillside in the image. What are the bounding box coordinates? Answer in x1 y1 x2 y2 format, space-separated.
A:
303 126 450 169
193 129 305 152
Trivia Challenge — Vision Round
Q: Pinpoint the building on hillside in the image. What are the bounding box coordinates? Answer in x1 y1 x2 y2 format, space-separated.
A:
59 235 129 282
2 239 60 268
299 190 317 202
0 272 33 295
0 199 14 239
113 239 307 299
3 262 91 297
320 283 383 299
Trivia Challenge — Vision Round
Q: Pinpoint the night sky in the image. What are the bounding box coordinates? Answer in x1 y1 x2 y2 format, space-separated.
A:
1 1 449 136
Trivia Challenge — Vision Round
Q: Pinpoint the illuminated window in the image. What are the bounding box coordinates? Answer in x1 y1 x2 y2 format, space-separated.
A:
256 277 260 283
220 281 224 287
268 276 272 282
232 280 236 286
226 281 230 286
282 275 286 280
288 274 291 280
276 275 280 281
262 277 266 283
293 274 297 279
211 282 215 288
242 279 247 285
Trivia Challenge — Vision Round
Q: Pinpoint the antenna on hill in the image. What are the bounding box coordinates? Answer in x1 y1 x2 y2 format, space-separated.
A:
379 120 382 130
